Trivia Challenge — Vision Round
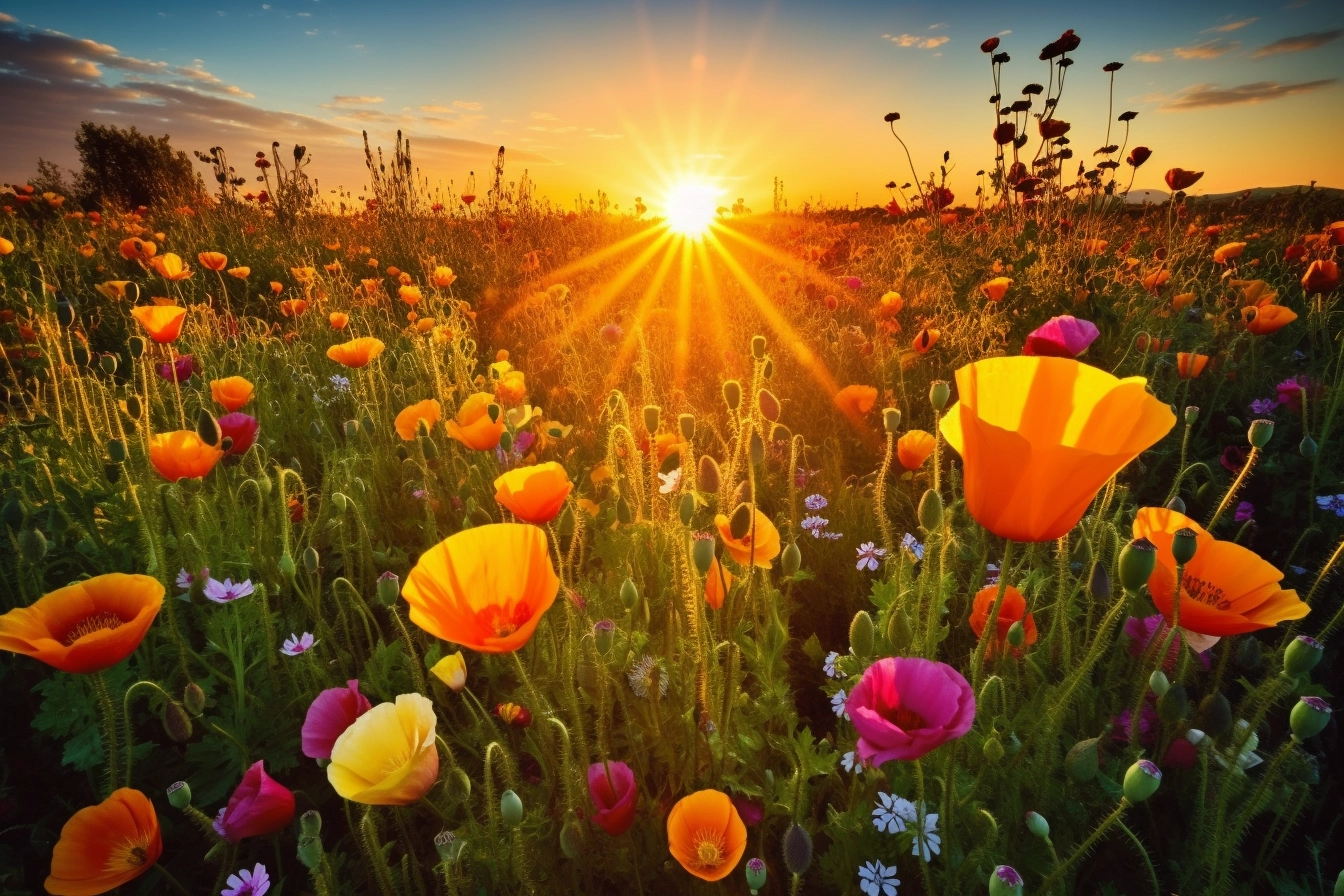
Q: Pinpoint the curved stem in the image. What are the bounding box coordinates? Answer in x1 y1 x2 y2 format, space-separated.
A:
1039 799 1130 894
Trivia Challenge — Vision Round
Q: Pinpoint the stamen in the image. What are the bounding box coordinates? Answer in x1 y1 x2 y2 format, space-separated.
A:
64 611 124 645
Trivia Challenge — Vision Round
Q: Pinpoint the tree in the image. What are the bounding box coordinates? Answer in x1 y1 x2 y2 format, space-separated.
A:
73 122 204 211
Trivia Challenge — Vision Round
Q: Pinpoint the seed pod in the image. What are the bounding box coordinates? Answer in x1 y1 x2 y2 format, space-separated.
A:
1284 635 1324 677
1064 736 1100 782
882 408 901 433
166 781 192 809
163 700 193 743
745 857 768 895
196 408 222 447
918 489 943 531
183 682 206 715
751 335 767 359
781 823 812 875
1183 405 1200 425
125 394 143 420
1247 418 1274 449
18 527 47 562
500 789 524 828
781 541 801 577
929 380 951 411
377 572 400 607
692 537 715 575
1118 538 1157 594
758 389 781 422
722 380 742 411
749 431 764 465
1123 759 1162 803
620 577 639 610
729 503 753 540
679 492 695 526
989 865 1024 896
593 620 616 656
698 455 721 493
849 610 875 659
643 405 661 434
1289 696 1332 741
1171 528 1198 565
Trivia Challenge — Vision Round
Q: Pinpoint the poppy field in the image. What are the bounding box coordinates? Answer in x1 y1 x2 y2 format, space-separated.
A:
3 36 1344 896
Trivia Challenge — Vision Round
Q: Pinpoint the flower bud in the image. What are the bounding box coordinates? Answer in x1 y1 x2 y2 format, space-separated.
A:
1123 759 1162 803
758 389 781 422
1171 527 1198 565
303 546 320 572
128 335 147 358
762 357 774 379
591 620 616 657
196 408 222 447
1 496 22 530
1070 534 1092 566
620 577 639 610
1149 670 1170 698
107 438 127 464
1248 418 1274 449
679 492 695 526
447 767 472 803
1064 737 1100 782
929 380 951 411
99 354 118 375
781 541 801 577
882 407 901 433
918 489 943 531
308 420 323 441
982 734 1005 763
219 437 234 454
1024 811 1050 840
166 781 192 809
486 402 501 423
849 610 875 659
344 419 360 440
1088 561 1111 602
643 405 661 434
615 494 633 524
559 817 586 859
1195 692 1232 740
1300 435 1318 458
1118 538 1157 594
124 394 143 420
500 789 524 828
361 414 375 435
1006 620 1026 648
1284 635 1324 677
297 833 323 870
698 455 721 493
1290 696 1332 741
722 380 742 410
430 651 468 692
1165 495 1186 513
1157 682 1188 724
377 571 400 607
989 865 1024 896
749 430 765 465
729 502 753 539
781 823 812 875
421 435 439 459
163 700 192 742
18 527 47 562
299 809 322 837
886 607 914 651
183 682 206 715
746 857 768 894
435 831 465 864
692 536 715 576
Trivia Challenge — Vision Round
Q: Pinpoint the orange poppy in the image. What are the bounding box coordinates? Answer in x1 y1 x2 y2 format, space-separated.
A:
1172 292 1197 312
494 462 573 524
446 392 505 450
1302 259 1340 295
327 337 386 368
431 266 457 288
150 253 193 281
1212 242 1246 265
495 370 528 406
399 285 422 305
714 508 781 568
667 789 747 882
0 236 14 255
360 278 381 296
118 238 156 261
329 312 350 330
95 281 133 301
896 430 936 470
874 291 904 319
227 266 251 279
1141 269 1170 295
834 385 878 420
129 305 186 344
402 523 559 653
148 430 224 482
1133 507 1308 637
0 573 163 674
1165 168 1203 192
704 557 733 610
980 276 1012 302
270 281 284 295
1082 238 1108 255
395 399 442 441
1176 352 1209 379
210 376 254 412
1242 304 1297 335
198 251 228 271
279 298 308 317
939 356 1175 543
45 788 162 895
969 584 1037 656
913 328 940 353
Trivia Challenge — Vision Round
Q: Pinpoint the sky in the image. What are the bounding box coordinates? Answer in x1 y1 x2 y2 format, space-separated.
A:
1 0 1342 213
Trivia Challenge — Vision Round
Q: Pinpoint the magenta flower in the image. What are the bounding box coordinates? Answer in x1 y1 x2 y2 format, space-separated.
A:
1122 614 1211 672
587 760 638 836
156 354 199 382
1234 501 1254 522
222 863 271 896
218 412 259 455
213 761 295 842
1276 375 1320 413
1022 315 1100 358
1220 445 1248 473
1111 702 1158 745
302 680 371 760
281 632 317 656
204 577 254 603
848 657 975 766
845 276 863 290
731 794 765 826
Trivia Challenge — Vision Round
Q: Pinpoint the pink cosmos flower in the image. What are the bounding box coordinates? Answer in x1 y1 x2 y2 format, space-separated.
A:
587 760 638 836
213 761 295 842
281 632 317 656
218 412 259 455
302 680 371 760
1022 315 1100 358
848 657 975 766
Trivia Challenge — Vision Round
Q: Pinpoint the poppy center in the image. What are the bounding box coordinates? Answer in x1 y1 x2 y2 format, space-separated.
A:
691 829 727 869
889 704 926 731
107 839 150 872
64 611 125 645
482 602 531 639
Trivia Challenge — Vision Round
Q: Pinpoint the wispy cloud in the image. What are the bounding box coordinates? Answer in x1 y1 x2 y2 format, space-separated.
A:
1157 78 1338 110
452 100 483 111
1210 17 1257 32
1252 28 1342 57
882 33 949 49
1133 51 1164 63
333 95 384 105
1173 39 1239 59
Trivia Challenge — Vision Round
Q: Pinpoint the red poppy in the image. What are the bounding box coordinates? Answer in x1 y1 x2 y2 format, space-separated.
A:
1165 169 1204 192
1127 147 1152 168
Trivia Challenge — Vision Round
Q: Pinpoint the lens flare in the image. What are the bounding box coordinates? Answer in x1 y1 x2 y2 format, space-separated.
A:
663 179 720 238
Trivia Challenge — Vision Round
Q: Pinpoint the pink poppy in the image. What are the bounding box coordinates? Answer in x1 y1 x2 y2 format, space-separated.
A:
213 761 295 842
587 760 638 836
731 795 764 826
217 412 258 455
1022 315 1100 358
1122 614 1211 673
156 354 199 383
302 680 372 760
1276 375 1321 413
848 657 975 766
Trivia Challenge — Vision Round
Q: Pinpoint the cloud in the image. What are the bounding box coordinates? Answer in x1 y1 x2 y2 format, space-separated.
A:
531 111 558 120
333 94 384 105
1211 17 1257 32
452 100 482 111
1133 51 1164 62
882 33 949 49
928 22 946 30
0 11 17 22
1173 39 1239 59
1158 78 1338 109
1252 29 1342 57
587 132 623 140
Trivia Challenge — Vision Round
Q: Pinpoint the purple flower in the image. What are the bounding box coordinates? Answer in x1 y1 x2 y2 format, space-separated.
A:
802 515 830 537
1221 445 1248 473
281 632 317 656
1234 501 1254 522
156 354 198 383
731 795 765 826
856 542 887 571
176 566 207 591
1022 315 1100 358
1123 614 1211 671
901 533 925 561
205 577 254 603
1316 494 1344 517
218 412 258 455
1249 398 1277 415
795 467 819 488
223 863 271 896
805 494 828 511
1111 703 1158 745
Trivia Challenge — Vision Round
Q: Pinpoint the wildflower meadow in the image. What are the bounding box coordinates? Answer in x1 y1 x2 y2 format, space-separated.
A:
2 21 1344 896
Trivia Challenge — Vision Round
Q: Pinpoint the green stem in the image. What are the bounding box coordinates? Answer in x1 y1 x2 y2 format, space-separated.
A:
971 540 1016 688
1115 820 1160 896
154 863 193 896
121 680 173 789
1206 446 1259 532
93 672 120 798
913 759 939 896
1038 799 1130 894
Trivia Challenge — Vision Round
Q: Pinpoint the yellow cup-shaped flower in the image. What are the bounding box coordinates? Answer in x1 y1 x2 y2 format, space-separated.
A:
328 693 440 805
430 651 467 691
939 356 1175 542
211 376 254 412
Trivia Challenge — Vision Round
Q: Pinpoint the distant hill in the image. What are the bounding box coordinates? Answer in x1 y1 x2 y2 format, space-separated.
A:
1124 185 1344 204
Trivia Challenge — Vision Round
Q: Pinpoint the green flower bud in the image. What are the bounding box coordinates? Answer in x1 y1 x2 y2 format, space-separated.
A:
745 857 768 895
1024 811 1050 840
678 413 696 441
486 402 501 423
982 734 1005 763
643 405 661 434
1247 418 1274 449
99 354 118 375
183 682 206 715
196 408 222 447
1088 561 1111 602
751 335 767 359
1064 737 1100 782
1290 696 1332 742
2 495 24 529
308 420 323 441
377 571 400 607
1300 435 1318 458
1006 620 1026 648
301 809 322 837
128 335 147 358
124 394 143 420
849 610 875 660
929 380 951 411
1172 527 1198 565
918 489 943 532
297 834 323 871
1284 635 1324 677
1157 682 1188 724
278 551 297 580
1123 759 1162 803
557 503 575 542
673 492 692 526
722 380 742 411
762 357 774 379
559 817 586 859
781 541 801 577
615 494 633 524
1070 534 1092 566
988 865 1024 896
421 435 439 459
1195 692 1233 740
620 577 639 610
166 781 192 809
749 431 764 465
698 455 721 494
107 439 127 464
344 419 360 440
1165 495 1186 513
303 546 320 572
18 527 47 563
1119 538 1158 594
886 607 914 651
758 389 781 422
104 462 121 484
692 537 716 576
882 407 901 434
447 767 472 803
500 789 524 828
1149 669 1170 698
781 823 812 875
163 700 193 742
729 502 753 540
593 620 615 656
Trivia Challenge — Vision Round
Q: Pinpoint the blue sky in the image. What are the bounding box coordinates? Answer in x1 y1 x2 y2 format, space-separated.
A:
2 0 1341 209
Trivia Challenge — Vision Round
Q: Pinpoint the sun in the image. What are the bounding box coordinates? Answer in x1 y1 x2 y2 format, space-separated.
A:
663 179 721 238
